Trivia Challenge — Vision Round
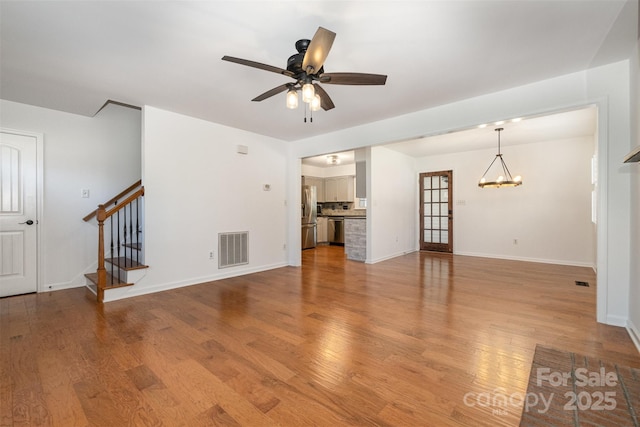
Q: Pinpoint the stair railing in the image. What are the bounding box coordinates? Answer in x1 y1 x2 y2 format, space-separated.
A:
84 181 144 302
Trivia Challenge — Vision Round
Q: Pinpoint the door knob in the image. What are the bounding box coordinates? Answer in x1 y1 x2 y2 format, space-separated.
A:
19 220 34 225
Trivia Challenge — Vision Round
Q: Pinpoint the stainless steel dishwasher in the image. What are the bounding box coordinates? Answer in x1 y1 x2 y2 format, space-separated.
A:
328 217 344 245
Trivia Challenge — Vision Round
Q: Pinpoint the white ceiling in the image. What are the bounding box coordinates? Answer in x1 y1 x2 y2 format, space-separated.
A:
302 105 597 166
0 1 636 142
385 106 598 157
302 150 355 168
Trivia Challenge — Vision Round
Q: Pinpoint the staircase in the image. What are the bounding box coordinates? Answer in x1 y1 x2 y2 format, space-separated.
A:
83 180 147 302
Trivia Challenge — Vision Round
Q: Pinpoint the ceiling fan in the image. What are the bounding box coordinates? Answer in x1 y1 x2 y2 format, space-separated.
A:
222 27 387 116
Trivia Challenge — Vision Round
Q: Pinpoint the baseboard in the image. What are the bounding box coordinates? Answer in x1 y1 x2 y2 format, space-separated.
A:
366 248 418 264
43 280 85 292
454 251 593 268
605 314 628 327
627 319 640 354
101 261 289 302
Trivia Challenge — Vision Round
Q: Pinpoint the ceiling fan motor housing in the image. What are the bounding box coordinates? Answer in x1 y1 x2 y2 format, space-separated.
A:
287 39 323 77
287 52 305 74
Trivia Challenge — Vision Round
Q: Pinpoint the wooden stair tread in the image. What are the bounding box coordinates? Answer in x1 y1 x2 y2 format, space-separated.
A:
84 272 133 290
123 242 142 250
105 257 148 270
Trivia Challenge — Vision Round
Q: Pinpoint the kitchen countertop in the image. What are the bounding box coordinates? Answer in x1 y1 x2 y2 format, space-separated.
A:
320 214 366 218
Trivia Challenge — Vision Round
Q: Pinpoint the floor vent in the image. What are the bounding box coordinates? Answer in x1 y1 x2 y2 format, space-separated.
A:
575 281 590 287
219 231 248 268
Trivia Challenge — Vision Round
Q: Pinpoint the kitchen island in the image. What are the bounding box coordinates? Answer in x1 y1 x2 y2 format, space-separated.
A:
344 217 366 262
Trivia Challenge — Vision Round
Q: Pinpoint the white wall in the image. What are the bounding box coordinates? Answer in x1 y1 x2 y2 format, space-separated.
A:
286 63 632 326
368 146 417 263
0 99 141 290
587 61 632 325
415 137 595 266
629 38 640 349
104 106 288 301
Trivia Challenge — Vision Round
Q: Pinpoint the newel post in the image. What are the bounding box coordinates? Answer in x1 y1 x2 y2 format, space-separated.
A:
96 204 107 302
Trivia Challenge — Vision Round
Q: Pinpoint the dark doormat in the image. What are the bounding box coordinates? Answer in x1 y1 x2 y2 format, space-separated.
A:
519 345 640 426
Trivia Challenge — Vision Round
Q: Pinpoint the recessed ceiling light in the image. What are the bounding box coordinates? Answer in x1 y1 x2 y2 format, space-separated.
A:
326 155 340 165
495 120 505 125
511 118 522 122
478 124 487 128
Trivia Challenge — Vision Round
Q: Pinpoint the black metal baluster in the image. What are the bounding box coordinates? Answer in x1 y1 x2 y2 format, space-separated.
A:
135 198 140 265
110 216 114 285
122 205 129 268
129 202 133 267
117 210 121 283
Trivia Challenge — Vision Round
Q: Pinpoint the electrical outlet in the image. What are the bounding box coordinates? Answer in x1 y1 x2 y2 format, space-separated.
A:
209 250 214 260
81 189 90 198
283 243 287 250
513 239 518 245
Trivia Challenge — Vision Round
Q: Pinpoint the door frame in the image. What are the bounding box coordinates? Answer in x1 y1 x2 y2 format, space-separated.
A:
419 170 453 253
1 128 44 293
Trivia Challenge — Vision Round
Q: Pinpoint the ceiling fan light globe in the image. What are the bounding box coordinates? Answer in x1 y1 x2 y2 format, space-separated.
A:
286 89 299 109
310 94 321 111
302 83 315 103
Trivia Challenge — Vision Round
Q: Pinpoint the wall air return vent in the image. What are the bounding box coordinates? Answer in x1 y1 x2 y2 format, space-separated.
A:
218 231 249 268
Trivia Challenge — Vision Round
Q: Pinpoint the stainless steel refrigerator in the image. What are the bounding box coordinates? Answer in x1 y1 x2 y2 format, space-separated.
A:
301 185 317 249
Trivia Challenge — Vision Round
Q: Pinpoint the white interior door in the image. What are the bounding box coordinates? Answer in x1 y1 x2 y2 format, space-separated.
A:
0 131 38 297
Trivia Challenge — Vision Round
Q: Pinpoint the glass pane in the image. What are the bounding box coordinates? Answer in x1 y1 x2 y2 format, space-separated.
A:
424 203 431 216
440 203 448 216
440 189 448 202
441 231 449 244
423 190 431 202
441 218 448 230
433 189 439 202
423 177 431 189
424 230 432 243
424 217 431 229
440 175 448 189
432 176 439 189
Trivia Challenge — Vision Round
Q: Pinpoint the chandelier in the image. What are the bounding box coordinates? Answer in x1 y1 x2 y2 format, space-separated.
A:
478 128 522 188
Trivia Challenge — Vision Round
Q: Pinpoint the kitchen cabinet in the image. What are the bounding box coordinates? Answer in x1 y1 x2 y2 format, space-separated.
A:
302 176 325 202
324 175 354 202
317 217 328 243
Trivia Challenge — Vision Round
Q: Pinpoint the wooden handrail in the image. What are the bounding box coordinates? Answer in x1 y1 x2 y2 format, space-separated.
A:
83 179 142 222
104 188 144 219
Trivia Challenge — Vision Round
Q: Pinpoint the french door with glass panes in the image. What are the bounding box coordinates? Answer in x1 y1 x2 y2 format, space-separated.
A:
420 171 453 252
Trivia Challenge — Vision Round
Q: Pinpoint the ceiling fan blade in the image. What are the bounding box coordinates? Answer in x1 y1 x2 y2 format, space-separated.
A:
302 27 336 75
222 56 295 78
314 84 335 111
252 84 291 102
320 72 387 85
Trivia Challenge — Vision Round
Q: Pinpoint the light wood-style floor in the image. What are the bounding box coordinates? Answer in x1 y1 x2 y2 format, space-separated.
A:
2 246 639 426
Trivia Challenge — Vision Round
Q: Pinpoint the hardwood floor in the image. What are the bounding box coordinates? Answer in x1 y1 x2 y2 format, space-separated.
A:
2 246 638 426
